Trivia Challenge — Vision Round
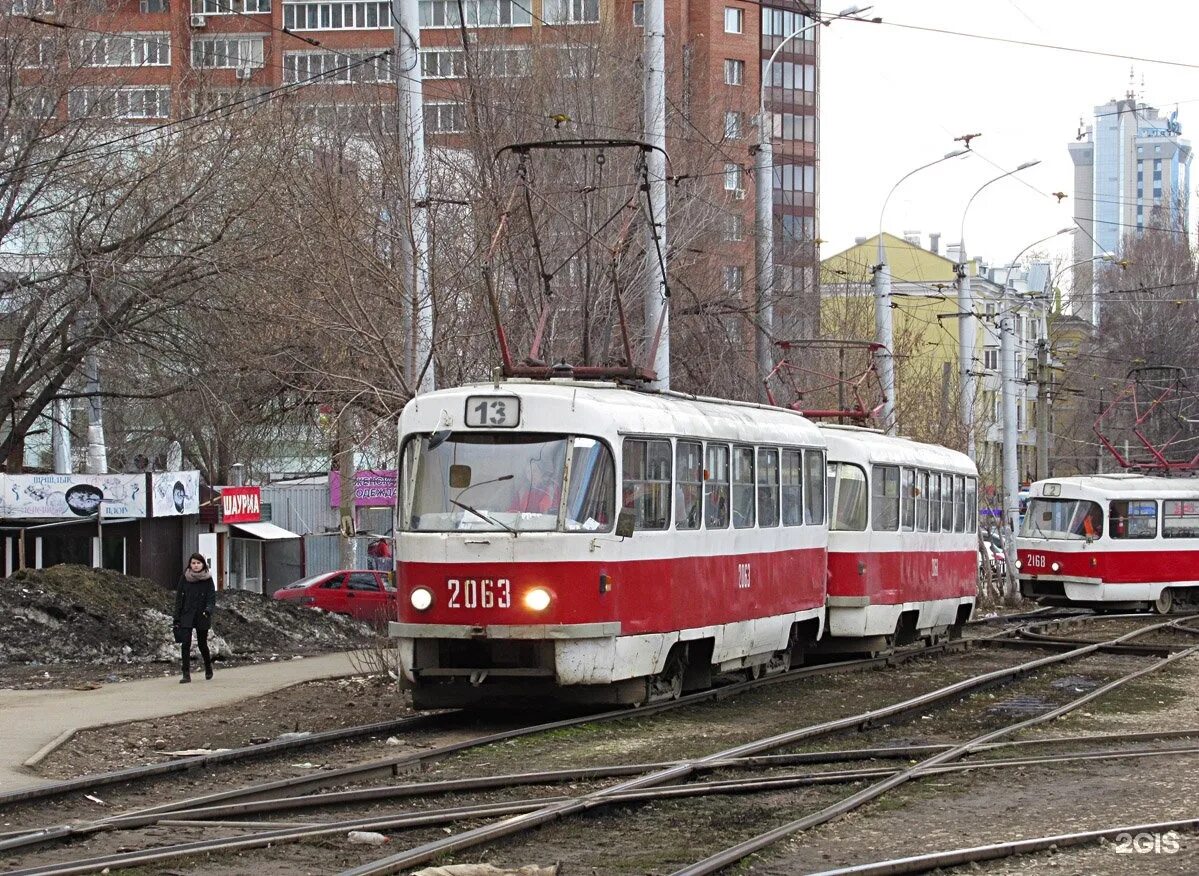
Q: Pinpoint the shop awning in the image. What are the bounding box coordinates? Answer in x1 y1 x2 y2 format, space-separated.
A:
230 521 300 540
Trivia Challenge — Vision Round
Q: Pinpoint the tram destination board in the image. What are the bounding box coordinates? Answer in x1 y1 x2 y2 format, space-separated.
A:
465 395 521 428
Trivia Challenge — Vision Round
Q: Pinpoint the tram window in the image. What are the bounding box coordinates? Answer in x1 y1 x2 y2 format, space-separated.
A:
1020 498 1103 540
758 448 780 528
781 449 802 525
732 445 756 528
871 465 900 531
965 477 978 532
953 475 966 532
622 438 671 530
831 463 867 531
565 437 615 532
804 449 825 525
900 468 915 531
1110 500 1156 539
704 443 730 529
915 470 929 531
1162 499 1199 538
941 474 955 532
928 473 941 532
675 440 703 530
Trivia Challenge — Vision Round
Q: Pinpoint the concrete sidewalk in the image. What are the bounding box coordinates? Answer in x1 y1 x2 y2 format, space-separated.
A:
0 652 363 794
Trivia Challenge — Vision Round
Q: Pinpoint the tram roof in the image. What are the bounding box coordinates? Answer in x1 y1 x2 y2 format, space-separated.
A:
1030 473 1199 498
818 424 977 475
402 380 826 445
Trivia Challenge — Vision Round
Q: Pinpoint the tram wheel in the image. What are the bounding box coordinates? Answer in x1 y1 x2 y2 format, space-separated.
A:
1152 589 1174 615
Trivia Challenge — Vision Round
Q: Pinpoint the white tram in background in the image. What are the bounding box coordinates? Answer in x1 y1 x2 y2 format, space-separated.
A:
1017 474 1199 614
391 379 977 708
820 426 978 650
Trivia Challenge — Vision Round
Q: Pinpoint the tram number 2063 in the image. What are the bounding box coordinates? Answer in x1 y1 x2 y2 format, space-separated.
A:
447 578 512 609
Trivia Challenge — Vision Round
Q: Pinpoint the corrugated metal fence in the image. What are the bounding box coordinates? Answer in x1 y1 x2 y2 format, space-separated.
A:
303 534 375 575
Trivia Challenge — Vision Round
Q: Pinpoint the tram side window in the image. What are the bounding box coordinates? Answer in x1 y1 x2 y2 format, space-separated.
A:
941 474 955 532
1110 500 1156 539
674 441 703 530
900 467 915 531
705 443 730 529
804 449 825 525
928 472 941 532
830 463 867 531
565 437 615 531
757 447 780 528
781 449 802 525
732 445 756 528
871 464 900 531
965 477 978 532
1162 499 1199 538
916 470 929 531
953 475 966 532
622 438 671 530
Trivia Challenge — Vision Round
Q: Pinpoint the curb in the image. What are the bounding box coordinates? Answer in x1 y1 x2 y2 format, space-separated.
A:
23 727 77 768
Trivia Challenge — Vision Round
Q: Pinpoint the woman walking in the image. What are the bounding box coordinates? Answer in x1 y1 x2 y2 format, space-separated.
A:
174 553 216 683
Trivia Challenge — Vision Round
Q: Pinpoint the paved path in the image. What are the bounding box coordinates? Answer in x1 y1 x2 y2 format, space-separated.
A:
0 652 363 794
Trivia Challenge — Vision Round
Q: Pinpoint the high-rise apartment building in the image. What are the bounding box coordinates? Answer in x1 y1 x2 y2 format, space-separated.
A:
1069 93 1191 324
10 0 819 343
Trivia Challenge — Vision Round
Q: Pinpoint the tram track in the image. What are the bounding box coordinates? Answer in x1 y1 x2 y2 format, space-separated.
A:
2 612 1185 874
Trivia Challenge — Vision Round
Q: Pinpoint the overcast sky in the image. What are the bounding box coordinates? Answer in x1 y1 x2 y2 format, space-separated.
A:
819 0 1199 271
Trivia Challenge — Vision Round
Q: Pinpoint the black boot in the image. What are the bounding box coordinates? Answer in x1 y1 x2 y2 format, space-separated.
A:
181 646 191 683
204 660 213 680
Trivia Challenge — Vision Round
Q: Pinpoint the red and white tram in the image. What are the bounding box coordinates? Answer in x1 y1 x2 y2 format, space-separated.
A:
393 380 829 707
1017 474 1199 613
820 426 978 650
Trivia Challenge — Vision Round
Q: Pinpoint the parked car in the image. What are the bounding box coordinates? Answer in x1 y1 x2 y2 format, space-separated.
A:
980 531 1007 576
272 570 396 625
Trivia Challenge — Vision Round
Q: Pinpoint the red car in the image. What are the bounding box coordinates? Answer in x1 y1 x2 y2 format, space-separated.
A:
273 570 397 625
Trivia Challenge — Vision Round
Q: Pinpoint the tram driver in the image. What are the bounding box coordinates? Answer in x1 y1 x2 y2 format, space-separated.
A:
509 456 562 515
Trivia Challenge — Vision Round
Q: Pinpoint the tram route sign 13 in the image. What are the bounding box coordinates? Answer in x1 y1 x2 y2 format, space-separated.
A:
465 396 520 428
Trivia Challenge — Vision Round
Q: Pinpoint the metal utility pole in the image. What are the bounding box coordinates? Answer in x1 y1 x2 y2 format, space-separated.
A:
643 0 669 391
83 350 107 475
1035 338 1050 480
999 312 1019 602
753 138 773 402
957 255 975 458
394 0 435 394
51 398 72 474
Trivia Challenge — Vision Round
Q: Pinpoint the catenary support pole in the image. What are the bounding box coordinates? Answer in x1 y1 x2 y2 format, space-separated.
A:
83 349 107 475
643 0 669 391
394 0 435 394
1036 338 1050 480
957 257 975 458
51 398 71 474
1000 312 1019 602
754 139 773 402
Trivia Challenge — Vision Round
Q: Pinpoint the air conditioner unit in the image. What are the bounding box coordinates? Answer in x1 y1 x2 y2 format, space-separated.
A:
733 189 746 200
190 13 207 26
235 65 253 80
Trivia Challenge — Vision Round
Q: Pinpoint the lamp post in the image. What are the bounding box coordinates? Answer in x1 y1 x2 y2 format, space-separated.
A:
873 148 969 434
756 5 871 399
956 159 1040 459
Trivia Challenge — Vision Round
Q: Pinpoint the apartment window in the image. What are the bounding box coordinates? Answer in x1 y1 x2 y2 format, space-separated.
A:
556 45 597 78
81 33 170 67
723 162 741 191
722 213 744 242
424 101 465 133
622 438 671 530
244 0 270 10
544 0 599 23
192 0 232 12
724 6 743 33
12 0 54 12
723 58 744 86
284 1 393 29
762 59 815 91
723 110 743 139
192 36 264 68
140 0 169 11
285 50 392 83
419 48 465 79
632 0 642 25
762 7 810 37
723 265 744 293
984 347 998 371
69 87 170 120
771 111 815 142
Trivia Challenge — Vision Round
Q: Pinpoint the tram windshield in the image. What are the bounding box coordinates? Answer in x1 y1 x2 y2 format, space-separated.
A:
1020 498 1104 540
404 433 615 533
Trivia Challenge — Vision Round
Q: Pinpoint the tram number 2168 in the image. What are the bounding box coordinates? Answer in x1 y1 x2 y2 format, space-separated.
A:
447 578 512 608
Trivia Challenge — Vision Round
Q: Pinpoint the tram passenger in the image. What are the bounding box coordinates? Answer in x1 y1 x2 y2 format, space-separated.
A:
510 457 561 515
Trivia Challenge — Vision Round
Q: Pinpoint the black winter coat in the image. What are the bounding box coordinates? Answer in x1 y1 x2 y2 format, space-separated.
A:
175 574 217 629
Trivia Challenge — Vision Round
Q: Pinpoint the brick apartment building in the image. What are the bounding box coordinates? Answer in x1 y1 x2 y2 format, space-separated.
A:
13 0 819 341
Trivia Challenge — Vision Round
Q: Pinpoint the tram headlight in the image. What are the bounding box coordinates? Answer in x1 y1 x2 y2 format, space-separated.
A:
524 587 552 612
1015 559 1022 570
410 587 433 611
1051 562 1061 573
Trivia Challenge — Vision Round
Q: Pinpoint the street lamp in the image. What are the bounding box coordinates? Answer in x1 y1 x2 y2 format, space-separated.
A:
873 148 970 434
755 5 875 399
956 159 1040 460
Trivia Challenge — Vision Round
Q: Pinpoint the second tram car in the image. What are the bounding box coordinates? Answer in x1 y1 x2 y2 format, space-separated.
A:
820 426 978 649
1017 474 1199 613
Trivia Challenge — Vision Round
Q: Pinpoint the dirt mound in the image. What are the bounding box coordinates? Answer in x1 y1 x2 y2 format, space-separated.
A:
0 565 374 669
